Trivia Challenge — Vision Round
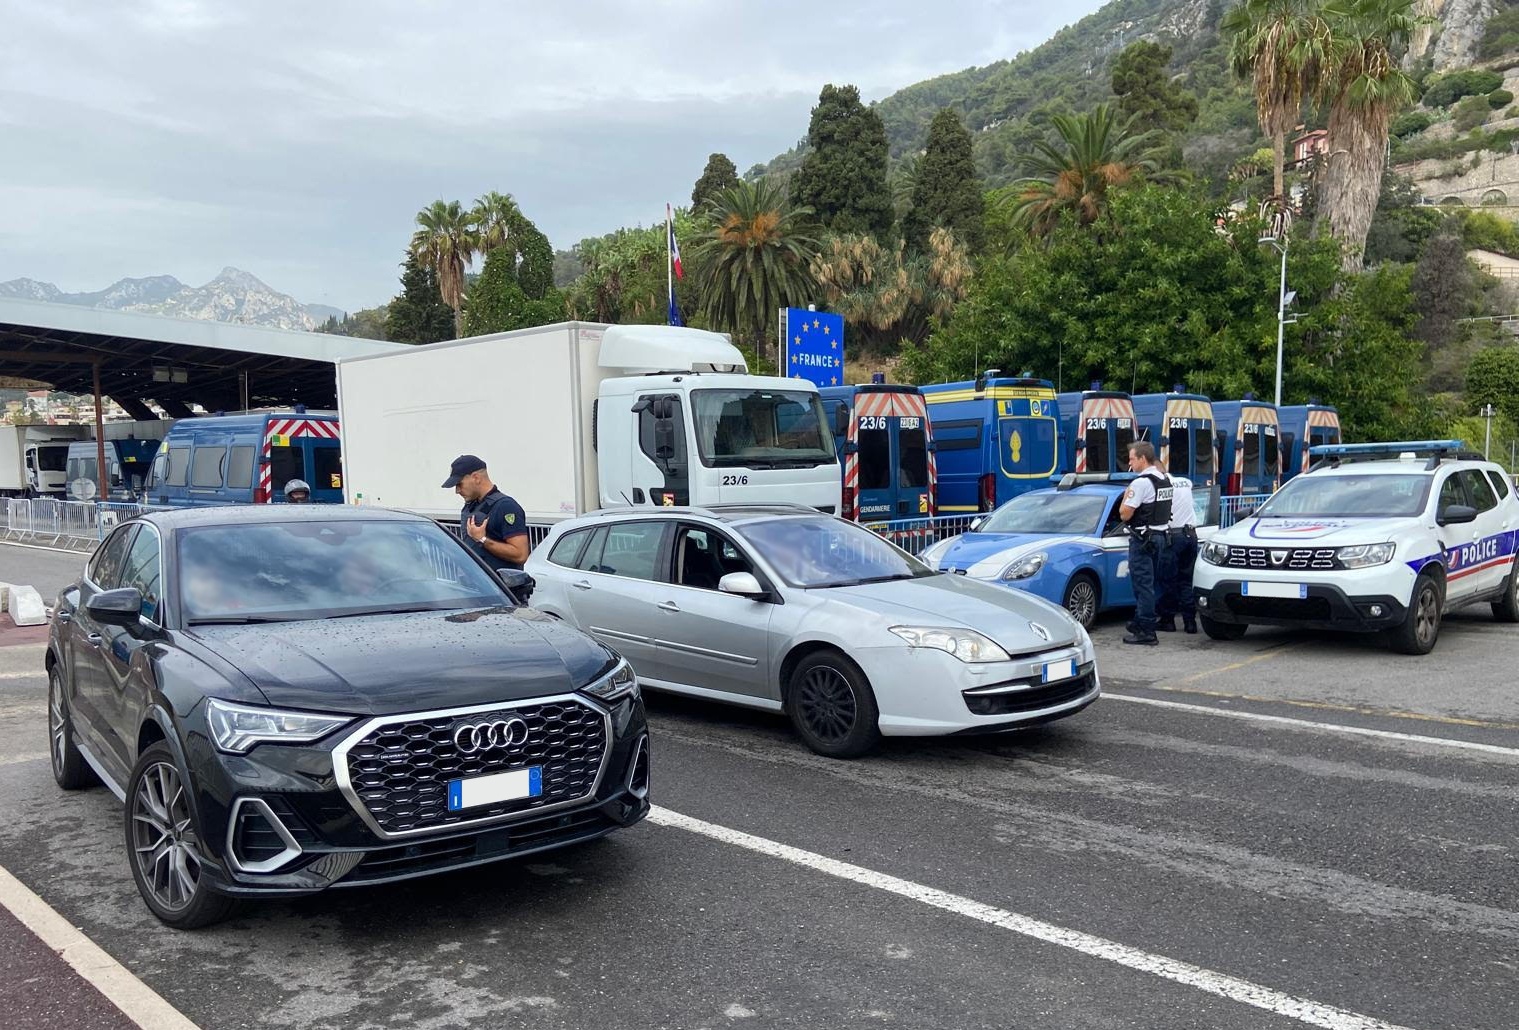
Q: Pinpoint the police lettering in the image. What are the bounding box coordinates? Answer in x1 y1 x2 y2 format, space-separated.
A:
1451 537 1500 569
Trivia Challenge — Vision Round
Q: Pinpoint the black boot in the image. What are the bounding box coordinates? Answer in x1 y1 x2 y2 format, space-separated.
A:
1123 631 1159 645
1183 617 1198 634
1156 617 1177 632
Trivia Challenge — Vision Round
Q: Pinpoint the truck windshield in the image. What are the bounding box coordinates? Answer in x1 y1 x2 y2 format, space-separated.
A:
36 447 67 472
693 389 837 469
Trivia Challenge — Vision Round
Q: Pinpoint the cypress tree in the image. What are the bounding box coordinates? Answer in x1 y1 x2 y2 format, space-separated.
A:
903 108 985 253
791 84 894 238
384 254 455 344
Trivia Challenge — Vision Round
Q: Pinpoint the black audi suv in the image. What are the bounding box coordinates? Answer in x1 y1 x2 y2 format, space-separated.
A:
46 506 649 928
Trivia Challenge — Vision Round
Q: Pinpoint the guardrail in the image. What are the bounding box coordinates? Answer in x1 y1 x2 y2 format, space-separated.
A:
3 497 149 552
1219 494 1272 529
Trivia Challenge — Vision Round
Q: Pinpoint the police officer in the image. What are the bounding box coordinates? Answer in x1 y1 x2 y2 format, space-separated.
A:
442 455 531 569
1118 441 1173 646
283 479 311 503
1157 473 1199 634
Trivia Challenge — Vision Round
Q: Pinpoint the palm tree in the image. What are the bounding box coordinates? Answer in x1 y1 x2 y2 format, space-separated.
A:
410 200 475 337
997 105 1163 239
1315 0 1419 269
471 191 521 255
1222 0 1327 202
696 180 820 353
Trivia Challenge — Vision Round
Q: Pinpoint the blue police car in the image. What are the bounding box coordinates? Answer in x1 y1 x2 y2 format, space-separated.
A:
919 475 1143 628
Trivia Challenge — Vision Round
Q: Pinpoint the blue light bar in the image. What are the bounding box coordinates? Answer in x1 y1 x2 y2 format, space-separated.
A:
1308 439 1466 457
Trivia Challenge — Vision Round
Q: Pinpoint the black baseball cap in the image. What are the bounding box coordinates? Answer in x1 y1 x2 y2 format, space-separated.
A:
442 454 487 488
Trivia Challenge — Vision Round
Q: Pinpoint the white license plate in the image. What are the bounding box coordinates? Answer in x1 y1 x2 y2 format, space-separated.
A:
447 767 543 811
1242 581 1307 599
1041 658 1077 683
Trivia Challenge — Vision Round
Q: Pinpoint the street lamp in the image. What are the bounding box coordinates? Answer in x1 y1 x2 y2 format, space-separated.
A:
1482 403 1497 458
1258 233 1293 408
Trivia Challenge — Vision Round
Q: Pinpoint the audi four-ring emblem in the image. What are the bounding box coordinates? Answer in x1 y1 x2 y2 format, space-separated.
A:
453 717 531 753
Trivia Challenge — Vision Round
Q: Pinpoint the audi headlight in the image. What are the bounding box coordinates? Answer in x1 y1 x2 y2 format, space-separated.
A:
1200 541 1230 565
1336 542 1395 569
583 659 639 702
1000 552 1047 581
889 626 1011 663
205 698 351 754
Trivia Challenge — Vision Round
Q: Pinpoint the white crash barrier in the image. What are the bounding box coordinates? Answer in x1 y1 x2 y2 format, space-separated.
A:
5 584 46 627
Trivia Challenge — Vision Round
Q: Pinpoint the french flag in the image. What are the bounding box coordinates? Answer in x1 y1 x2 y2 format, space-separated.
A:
667 203 684 280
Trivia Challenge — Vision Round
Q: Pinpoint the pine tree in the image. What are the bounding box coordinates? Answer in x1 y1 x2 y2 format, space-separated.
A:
691 153 740 212
385 254 455 344
1111 41 1199 135
902 109 985 254
790 84 894 238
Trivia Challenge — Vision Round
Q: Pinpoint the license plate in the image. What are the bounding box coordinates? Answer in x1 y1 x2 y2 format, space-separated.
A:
1041 658 1076 683
447 767 543 811
1242 581 1307 599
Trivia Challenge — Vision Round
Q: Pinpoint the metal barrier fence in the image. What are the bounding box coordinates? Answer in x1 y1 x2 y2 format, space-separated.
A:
1219 494 1272 529
3 497 149 552
860 513 982 556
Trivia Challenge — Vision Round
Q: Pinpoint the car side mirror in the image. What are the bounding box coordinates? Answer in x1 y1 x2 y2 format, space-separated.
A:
718 572 767 599
86 587 144 626
969 516 985 532
1438 504 1478 526
497 569 536 604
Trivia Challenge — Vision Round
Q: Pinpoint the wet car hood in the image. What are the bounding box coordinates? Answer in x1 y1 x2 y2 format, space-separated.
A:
182 607 617 716
826 575 1081 652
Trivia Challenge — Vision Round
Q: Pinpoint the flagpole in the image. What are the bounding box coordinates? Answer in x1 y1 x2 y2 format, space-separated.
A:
666 203 674 325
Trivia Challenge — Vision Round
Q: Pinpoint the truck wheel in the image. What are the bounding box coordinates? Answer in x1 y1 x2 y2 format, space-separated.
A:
1199 615 1247 641
786 651 881 760
1390 573 1442 655
1493 558 1519 623
1062 574 1100 629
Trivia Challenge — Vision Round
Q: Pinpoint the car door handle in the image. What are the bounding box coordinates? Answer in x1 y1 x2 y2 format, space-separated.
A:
85 633 102 647
657 601 681 613
572 580 592 591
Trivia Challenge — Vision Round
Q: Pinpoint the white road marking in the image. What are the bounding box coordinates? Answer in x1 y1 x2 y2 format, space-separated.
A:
0 750 46 767
0 670 42 680
650 806 1416 1030
0 863 199 1030
1104 692 1519 758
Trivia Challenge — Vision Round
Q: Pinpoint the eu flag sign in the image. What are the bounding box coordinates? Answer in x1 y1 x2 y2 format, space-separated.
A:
782 307 845 388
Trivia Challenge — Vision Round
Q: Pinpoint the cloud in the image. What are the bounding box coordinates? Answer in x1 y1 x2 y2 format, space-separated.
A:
0 0 1103 310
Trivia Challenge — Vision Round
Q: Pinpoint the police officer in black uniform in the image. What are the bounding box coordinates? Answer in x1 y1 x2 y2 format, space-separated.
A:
442 455 530 570
1118 441 1173 646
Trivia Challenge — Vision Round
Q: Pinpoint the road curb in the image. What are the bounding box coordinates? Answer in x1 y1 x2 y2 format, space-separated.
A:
0 863 199 1030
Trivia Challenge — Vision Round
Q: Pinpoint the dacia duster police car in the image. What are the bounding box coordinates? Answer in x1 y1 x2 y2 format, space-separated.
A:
1192 441 1519 654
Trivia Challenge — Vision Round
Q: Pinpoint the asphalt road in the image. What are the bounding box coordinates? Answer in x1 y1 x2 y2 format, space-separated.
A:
1 541 1516 1029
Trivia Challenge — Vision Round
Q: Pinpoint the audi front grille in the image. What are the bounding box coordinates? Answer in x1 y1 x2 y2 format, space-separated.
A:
332 695 611 839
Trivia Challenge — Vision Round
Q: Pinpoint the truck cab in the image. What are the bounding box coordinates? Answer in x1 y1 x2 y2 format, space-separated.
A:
1278 403 1342 482
145 410 343 507
28 438 72 496
1213 399 1282 496
818 383 934 521
1132 392 1217 488
1057 389 1136 476
920 375 1059 514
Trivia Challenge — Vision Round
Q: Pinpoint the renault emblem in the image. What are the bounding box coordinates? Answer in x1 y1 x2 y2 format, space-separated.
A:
1029 622 1051 641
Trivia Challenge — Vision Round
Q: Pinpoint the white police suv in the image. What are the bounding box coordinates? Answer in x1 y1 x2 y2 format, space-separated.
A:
1192 441 1519 654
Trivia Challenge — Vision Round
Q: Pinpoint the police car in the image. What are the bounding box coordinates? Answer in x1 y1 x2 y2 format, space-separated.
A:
1192 441 1519 654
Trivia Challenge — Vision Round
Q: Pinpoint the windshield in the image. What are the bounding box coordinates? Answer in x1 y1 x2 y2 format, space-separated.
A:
1255 473 1432 518
176 520 506 623
736 516 934 588
693 389 837 469
36 446 68 472
979 491 1109 536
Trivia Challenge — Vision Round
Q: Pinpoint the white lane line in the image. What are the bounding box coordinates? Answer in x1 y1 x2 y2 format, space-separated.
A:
0 863 198 1030
650 806 1416 1030
1104 693 1519 758
0 751 46 767
0 669 42 680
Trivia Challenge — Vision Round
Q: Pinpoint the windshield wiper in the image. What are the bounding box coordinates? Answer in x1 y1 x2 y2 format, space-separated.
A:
187 616 293 626
323 605 444 620
818 573 917 588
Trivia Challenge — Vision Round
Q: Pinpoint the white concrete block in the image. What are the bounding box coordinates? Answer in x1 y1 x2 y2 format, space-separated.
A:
6 585 46 627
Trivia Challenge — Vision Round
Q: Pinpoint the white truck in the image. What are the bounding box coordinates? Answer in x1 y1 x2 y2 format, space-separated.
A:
0 425 90 497
336 322 843 522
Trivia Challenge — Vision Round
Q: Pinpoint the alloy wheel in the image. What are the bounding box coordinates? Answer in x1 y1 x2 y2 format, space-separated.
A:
1066 580 1097 627
1415 586 1439 649
796 666 857 744
130 761 203 912
47 672 66 777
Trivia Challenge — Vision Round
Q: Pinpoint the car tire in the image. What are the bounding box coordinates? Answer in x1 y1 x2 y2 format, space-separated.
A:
1199 615 1247 640
1492 559 1519 623
48 664 98 791
786 651 882 760
1062 574 1100 629
1389 573 1442 655
124 742 239 930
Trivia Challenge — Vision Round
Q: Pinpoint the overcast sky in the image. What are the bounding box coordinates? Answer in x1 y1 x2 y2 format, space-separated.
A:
0 0 1105 312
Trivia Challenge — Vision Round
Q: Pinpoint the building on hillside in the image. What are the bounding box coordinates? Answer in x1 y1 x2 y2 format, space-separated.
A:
1290 129 1329 169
